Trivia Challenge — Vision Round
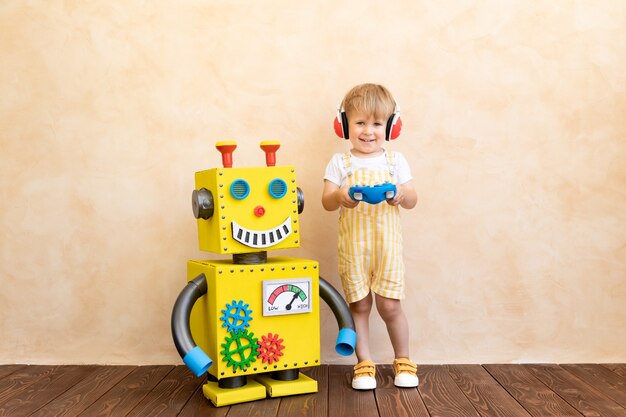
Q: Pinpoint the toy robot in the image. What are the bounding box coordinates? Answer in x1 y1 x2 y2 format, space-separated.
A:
171 140 356 407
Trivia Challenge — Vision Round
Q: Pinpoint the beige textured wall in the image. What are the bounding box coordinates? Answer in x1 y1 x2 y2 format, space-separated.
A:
1 1 625 365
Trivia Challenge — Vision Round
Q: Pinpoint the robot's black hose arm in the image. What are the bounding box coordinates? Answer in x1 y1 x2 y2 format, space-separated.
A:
319 276 356 356
171 274 213 376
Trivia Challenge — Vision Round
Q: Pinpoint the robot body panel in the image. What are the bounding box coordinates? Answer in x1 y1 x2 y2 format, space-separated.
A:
188 257 320 380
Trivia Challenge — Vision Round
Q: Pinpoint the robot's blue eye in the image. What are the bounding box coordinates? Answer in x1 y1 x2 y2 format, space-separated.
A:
230 179 250 200
268 178 287 198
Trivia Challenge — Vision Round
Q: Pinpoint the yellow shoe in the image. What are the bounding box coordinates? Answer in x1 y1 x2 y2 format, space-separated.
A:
352 360 376 390
393 358 419 388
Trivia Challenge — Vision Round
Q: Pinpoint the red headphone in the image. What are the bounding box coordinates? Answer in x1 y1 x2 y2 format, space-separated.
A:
333 100 402 141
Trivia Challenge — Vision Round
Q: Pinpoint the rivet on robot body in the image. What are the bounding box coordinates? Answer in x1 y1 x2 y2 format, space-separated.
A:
172 140 356 407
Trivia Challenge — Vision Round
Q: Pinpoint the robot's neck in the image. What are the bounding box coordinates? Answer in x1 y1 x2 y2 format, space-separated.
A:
232 251 267 265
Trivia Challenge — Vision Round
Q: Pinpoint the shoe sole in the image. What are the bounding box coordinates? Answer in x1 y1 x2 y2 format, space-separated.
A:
394 375 419 388
352 378 376 390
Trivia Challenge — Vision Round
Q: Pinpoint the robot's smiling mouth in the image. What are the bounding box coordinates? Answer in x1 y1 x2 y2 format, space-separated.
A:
232 217 292 248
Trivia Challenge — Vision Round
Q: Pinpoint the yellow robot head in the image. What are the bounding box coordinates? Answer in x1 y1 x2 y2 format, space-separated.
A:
192 141 303 255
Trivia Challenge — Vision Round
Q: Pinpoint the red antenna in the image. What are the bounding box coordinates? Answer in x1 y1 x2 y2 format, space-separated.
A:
215 141 237 168
260 140 280 167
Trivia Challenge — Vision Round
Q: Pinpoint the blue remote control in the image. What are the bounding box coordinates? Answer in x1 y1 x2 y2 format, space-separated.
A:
349 183 397 204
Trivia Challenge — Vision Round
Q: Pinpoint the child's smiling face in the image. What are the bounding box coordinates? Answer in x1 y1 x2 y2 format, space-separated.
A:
347 111 387 157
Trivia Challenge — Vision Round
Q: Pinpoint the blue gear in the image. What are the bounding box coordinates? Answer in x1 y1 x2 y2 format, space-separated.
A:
220 300 253 334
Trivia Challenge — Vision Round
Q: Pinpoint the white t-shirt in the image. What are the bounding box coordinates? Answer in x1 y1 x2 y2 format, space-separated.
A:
323 150 413 187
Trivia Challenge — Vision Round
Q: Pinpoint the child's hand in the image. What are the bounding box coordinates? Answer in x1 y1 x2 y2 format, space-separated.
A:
386 188 403 206
386 183 417 209
339 185 360 208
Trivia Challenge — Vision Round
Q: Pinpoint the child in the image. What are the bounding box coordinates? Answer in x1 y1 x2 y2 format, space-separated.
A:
321 83 419 390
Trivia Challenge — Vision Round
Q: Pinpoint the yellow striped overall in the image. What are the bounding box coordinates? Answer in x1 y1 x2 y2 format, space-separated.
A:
338 151 405 303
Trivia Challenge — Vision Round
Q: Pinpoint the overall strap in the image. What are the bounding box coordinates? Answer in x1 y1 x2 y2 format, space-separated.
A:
342 152 353 177
385 150 396 179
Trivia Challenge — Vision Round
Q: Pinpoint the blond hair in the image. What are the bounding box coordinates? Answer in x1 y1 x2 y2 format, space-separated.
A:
341 83 395 120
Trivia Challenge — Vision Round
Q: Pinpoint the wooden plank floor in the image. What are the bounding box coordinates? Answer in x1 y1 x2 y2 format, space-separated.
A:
0 364 624 417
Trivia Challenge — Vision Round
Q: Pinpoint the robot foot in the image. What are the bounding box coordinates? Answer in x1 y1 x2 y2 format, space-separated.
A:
255 371 318 397
202 379 266 407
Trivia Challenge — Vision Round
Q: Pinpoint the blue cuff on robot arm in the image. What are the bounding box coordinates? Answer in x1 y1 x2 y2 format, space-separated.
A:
335 328 357 356
183 346 213 376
